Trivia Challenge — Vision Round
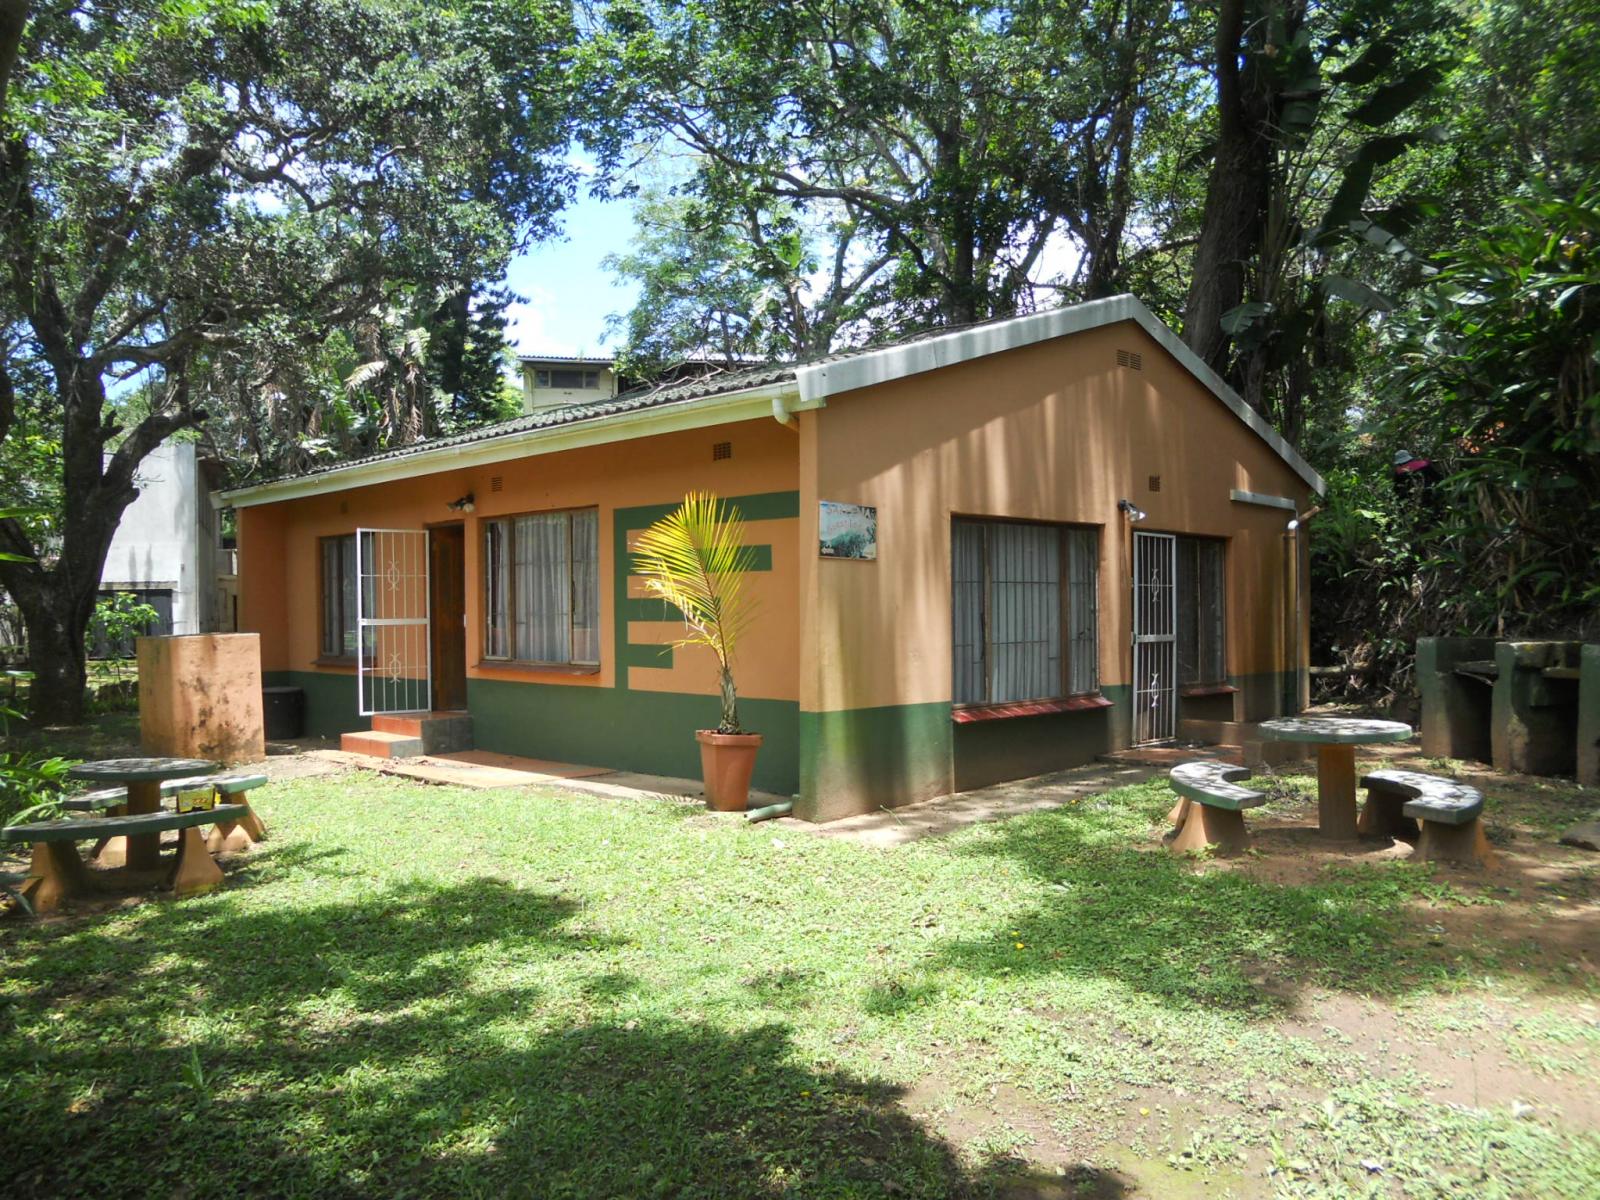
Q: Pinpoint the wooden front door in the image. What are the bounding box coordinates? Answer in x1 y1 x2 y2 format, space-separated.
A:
429 523 468 712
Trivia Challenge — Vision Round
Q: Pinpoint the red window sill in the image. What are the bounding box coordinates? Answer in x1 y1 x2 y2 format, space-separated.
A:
311 657 358 670
474 660 600 677
952 695 1113 723
1179 683 1239 698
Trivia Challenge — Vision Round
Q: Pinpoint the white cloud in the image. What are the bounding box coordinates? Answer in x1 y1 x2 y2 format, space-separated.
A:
503 290 581 357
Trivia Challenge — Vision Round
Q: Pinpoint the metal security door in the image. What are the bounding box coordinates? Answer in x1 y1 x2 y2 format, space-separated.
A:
1132 531 1177 744
356 528 431 716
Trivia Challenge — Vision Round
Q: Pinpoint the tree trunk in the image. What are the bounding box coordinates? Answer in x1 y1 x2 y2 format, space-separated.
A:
11 577 89 725
1180 0 1289 393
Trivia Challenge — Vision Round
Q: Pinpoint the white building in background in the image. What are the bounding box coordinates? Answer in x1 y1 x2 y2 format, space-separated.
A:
517 355 619 413
99 440 234 640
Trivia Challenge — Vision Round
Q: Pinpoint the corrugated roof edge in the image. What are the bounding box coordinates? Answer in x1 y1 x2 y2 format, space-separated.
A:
223 295 1322 506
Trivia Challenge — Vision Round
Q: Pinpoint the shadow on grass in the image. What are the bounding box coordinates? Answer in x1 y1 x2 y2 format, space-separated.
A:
880 791 1597 1015
1 874 1130 1199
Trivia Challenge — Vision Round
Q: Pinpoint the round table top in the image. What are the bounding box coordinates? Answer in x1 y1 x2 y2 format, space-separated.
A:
1256 716 1413 746
66 756 217 783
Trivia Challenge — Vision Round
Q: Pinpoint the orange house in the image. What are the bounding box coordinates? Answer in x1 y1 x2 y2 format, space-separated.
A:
223 295 1323 822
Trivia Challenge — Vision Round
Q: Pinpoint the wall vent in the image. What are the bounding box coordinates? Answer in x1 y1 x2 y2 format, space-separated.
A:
712 441 733 461
490 475 504 493
1148 475 1162 493
1117 349 1143 370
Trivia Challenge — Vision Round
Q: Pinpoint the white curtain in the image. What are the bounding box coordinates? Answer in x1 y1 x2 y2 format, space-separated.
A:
514 512 570 662
570 509 600 664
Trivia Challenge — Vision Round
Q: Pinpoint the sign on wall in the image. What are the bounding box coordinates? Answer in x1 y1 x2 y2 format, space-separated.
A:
819 501 878 560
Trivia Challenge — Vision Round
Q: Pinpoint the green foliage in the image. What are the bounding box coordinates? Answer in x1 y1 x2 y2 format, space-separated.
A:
1385 182 1600 626
1310 177 1600 696
0 686 73 825
87 593 161 667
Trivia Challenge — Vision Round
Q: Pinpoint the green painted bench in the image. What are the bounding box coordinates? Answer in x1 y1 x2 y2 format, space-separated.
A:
64 772 269 857
1359 769 1495 866
1167 761 1265 856
3 803 251 913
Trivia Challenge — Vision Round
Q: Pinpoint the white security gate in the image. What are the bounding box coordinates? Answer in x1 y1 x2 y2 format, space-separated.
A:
356 528 431 716
1132 531 1177 744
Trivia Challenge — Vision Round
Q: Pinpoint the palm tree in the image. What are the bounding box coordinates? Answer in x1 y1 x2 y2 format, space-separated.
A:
632 492 757 733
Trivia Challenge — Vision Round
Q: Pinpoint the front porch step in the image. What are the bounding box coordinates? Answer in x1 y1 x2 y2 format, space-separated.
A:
371 711 474 754
341 729 425 759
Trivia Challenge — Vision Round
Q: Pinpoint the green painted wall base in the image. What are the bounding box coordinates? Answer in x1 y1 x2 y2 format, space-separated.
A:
952 696 1121 793
264 671 364 738
798 702 951 823
467 677 799 797
797 686 1136 823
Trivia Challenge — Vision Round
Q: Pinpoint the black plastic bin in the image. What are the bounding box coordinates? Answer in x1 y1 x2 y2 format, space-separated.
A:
262 686 306 740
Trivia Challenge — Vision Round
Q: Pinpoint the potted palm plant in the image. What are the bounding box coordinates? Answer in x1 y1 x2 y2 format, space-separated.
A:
633 492 762 811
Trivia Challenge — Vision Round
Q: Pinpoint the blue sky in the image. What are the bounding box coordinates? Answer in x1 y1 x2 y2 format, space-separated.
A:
502 190 640 358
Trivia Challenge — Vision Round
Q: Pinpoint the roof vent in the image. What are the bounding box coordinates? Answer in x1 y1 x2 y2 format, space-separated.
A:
712 441 732 461
1117 349 1143 370
490 475 503 493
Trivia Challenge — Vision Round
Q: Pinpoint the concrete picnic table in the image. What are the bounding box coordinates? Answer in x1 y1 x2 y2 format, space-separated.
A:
1255 717 1414 840
65 757 215 871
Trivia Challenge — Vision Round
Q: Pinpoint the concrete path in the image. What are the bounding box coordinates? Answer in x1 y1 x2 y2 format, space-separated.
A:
809 761 1158 848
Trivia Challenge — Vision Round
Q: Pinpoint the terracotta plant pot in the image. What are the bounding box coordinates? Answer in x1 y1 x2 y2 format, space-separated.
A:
696 729 764 812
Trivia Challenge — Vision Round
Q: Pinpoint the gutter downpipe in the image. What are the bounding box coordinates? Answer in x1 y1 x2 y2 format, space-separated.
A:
1285 505 1324 714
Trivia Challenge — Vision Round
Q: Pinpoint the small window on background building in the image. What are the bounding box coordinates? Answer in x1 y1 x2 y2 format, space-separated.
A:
951 519 1099 705
319 534 361 658
483 508 600 665
1176 537 1226 685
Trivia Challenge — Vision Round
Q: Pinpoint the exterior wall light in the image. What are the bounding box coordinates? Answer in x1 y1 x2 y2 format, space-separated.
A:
447 493 476 513
1118 498 1147 521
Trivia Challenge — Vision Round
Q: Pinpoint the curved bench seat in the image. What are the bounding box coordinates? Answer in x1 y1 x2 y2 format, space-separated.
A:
1166 761 1263 856
1359 768 1495 867
1169 761 1266 811
1360 769 1483 825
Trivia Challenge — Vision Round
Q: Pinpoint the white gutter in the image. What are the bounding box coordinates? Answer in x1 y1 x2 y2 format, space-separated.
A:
793 293 1325 496
221 380 802 508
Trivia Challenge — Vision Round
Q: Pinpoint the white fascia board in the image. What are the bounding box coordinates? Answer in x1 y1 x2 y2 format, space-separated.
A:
793 293 1325 496
1229 488 1299 511
222 381 801 508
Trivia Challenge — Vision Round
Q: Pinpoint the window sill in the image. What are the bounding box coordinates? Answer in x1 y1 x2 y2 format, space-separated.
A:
952 695 1113 724
311 657 358 670
474 660 600 677
1179 683 1238 698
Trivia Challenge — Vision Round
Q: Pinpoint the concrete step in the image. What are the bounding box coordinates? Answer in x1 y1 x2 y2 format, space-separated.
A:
370 711 474 754
340 730 425 759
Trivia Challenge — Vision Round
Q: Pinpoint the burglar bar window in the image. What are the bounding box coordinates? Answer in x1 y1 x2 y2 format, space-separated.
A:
952 518 1099 706
1176 536 1226 685
483 508 600 666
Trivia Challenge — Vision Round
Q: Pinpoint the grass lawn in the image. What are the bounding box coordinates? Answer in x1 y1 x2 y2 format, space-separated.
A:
2 766 1598 1198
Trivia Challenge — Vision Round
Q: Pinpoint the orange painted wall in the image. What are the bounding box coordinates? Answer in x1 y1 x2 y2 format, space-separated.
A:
798 319 1316 717
237 419 801 707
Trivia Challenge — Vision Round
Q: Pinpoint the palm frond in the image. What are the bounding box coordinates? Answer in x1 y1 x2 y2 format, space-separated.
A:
633 493 760 730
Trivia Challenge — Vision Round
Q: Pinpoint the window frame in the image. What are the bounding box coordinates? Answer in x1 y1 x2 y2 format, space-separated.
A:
951 516 1100 710
1175 535 1228 688
534 368 599 390
481 506 601 669
317 533 357 662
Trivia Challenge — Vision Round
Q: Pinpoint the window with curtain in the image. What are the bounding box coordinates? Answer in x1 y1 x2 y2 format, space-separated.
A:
1176 536 1226 685
952 519 1099 705
319 534 358 659
483 508 600 665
